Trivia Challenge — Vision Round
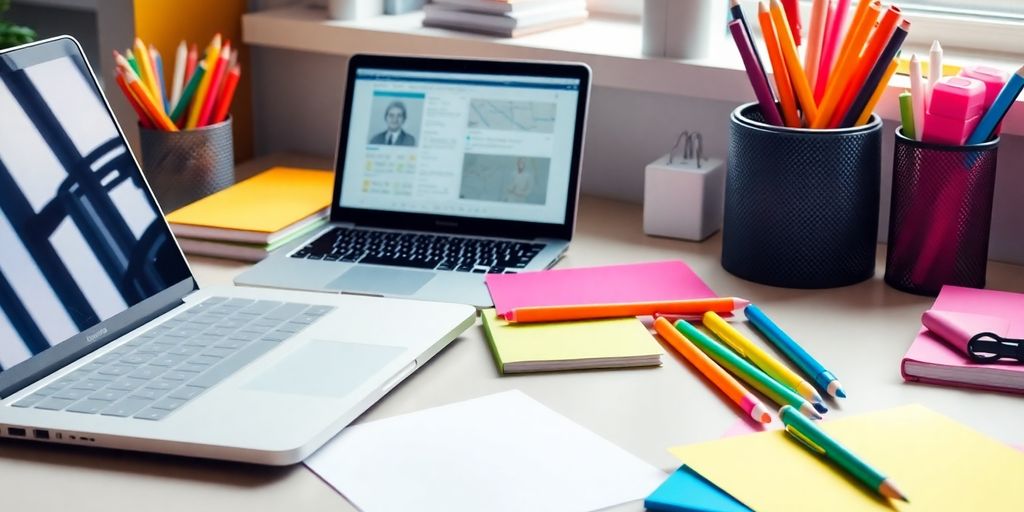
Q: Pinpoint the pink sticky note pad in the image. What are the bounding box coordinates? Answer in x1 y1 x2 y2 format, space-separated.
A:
928 76 986 120
959 65 1011 107
923 110 980 146
484 260 717 317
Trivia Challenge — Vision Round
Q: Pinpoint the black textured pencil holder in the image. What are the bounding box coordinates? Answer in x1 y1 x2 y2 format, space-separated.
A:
139 117 234 213
721 103 882 288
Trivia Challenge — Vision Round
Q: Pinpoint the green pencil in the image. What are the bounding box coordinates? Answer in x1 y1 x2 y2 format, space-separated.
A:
170 61 207 123
899 90 916 139
673 319 823 419
126 49 141 77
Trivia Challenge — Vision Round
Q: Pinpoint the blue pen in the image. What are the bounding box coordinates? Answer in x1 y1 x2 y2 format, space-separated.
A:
966 64 1024 145
744 304 846 399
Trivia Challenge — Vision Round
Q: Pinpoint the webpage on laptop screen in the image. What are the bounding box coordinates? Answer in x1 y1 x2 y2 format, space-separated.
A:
339 68 580 225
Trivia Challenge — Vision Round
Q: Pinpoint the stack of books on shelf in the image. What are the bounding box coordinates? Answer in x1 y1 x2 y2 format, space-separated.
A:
423 0 588 38
165 167 333 262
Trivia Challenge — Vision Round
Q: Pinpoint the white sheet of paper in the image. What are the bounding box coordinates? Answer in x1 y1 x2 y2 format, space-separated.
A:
305 390 666 512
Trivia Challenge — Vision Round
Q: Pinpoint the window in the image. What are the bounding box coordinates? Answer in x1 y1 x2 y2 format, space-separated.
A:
902 1 1024 20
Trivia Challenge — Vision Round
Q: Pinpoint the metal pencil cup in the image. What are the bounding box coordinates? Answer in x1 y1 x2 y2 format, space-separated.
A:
884 129 1000 296
138 117 235 213
721 103 882 288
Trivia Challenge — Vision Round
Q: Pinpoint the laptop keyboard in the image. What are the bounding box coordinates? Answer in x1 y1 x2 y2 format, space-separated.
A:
290 227 545 274
10 297 334 421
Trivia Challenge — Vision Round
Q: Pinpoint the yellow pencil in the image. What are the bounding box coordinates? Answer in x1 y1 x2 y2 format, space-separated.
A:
186 33 222 129
703 311 824 404
769 0 818 126
132 37 162 113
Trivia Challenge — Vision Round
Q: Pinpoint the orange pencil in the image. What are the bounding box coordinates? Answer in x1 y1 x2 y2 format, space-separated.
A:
654 318 772 424
769 0 818 126
124 72 177 131
114 71 155 129
828 5 902 127
758 2 801 127
812 0 882 128
855 57 899 126
504 297 750 323
197 46 231 126
212 64 240 124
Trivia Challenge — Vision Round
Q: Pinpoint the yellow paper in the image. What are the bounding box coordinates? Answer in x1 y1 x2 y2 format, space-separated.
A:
670 405 1024 511
480 309 662 373
896 58 962 78
166 167 332 234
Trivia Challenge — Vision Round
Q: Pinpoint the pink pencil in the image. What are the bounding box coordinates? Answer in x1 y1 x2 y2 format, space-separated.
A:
816 0 850 102
729 19 784 126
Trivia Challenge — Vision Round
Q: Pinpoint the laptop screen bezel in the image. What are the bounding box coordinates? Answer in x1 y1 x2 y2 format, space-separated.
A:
330 54 590 241
0 37 198 398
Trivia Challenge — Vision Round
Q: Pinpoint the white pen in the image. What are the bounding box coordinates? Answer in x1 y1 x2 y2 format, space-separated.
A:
928 40 943 104
909 54 925 141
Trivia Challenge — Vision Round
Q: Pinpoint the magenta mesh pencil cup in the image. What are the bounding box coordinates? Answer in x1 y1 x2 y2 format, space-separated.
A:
884 128 1000 296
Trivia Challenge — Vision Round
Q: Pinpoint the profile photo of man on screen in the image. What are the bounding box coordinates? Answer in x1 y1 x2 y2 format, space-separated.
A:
369 101 417 146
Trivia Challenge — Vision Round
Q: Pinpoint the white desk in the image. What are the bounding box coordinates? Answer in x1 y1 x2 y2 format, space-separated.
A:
3 158 1023 511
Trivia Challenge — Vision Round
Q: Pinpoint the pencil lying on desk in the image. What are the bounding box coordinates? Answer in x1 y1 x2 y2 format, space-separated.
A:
654 318 772 424
503 297 750 323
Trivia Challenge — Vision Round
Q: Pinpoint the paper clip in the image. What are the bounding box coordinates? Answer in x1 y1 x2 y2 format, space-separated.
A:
967 332 1024 364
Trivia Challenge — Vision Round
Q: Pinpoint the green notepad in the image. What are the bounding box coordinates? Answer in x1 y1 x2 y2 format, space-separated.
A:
481 309 663 373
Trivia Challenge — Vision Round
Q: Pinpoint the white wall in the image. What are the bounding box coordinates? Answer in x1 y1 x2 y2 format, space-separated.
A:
250 48 1024 266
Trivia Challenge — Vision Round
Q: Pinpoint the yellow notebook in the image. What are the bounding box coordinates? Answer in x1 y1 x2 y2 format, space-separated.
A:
166 167 333 244
481 309 662 373
671 404 1024 512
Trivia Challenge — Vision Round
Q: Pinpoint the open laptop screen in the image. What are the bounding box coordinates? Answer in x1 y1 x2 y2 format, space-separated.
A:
0 38 192 380
338 67 581 225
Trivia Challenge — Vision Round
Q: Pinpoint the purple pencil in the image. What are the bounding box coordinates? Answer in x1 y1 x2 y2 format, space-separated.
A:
729 19 784 126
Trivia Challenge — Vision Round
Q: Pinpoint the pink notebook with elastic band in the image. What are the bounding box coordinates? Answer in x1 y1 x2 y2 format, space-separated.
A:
901 286 1024 394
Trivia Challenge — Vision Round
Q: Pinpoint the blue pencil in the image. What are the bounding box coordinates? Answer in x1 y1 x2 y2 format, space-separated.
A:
151 47 169 113
967 64 1024 145
745 304 846 399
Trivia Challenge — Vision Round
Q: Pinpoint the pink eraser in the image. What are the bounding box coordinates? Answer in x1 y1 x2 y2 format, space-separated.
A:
922 111 981 146
959 65 1011 107
928 76 987 120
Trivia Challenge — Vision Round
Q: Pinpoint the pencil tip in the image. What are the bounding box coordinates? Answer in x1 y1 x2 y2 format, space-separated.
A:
879 480 909 502
835 387 847 398
931 40 942 51
812 402 829 414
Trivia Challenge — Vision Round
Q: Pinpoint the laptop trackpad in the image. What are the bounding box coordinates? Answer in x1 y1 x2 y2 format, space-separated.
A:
245 340 404 397
326 266 436 295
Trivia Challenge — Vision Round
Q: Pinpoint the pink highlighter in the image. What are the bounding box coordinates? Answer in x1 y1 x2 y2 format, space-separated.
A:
922 76 986 145
959 65 1011 135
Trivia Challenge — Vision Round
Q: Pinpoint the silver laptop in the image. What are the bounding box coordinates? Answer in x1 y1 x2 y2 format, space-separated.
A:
235 54 592 307
0 37 475 465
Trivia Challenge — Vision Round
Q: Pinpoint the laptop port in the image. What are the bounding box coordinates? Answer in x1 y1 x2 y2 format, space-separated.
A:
7 427 26 437
33 429 50 440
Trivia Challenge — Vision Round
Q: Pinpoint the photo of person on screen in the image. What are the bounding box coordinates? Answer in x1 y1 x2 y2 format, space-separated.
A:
369 101 417 146
504 157 535 203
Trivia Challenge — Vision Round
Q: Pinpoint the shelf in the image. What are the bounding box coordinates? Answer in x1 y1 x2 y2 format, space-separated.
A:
241 5 1024 136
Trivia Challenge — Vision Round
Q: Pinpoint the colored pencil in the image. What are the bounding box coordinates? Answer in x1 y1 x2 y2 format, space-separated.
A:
829 5 902 127
114 71 155 129
171 60 207 123
769 0 818 126
780 0 801 47
854 56 899 126
730 0 775 102
187 34 222 129
504 297 751 323
703 311 824 404
149 45 168 113
841 19 909 127
745 304 845 399
133 38 159 108
816 0 848 102
780 406 909 502
654 318 772 425
812 0 881 128
170 40 187 108
758 2 801 127
123 71 177 131
967 65 1024 145
185 43 198 83
673 319 823 419
909 55 926 140
804 0 829 90
198 45 231 127
729 19 784 126
125 49 141 77
928 40 943 101
212 64 240 124
898 90 916 139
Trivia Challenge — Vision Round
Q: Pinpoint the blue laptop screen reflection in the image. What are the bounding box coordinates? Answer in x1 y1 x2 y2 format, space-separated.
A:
0 53 190 372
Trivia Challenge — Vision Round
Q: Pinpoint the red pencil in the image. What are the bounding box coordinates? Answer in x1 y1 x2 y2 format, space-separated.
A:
184 43 198 84
197 44 231 126
114 70 155 129
781 0 802 46
211 64 240 124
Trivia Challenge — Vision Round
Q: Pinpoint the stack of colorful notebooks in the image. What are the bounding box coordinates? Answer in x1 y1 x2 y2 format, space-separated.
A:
422 0 588 38
165 167 333 262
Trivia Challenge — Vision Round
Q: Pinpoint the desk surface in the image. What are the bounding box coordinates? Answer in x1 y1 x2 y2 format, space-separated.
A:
3 159 1024 511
